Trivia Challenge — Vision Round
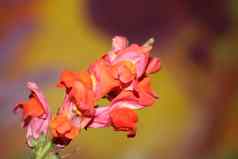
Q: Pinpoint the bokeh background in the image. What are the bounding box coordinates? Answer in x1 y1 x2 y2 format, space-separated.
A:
1 0 238 159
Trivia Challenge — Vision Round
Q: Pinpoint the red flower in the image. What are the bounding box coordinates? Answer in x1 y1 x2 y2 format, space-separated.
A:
58 70 96 117
89 59 120 99
57 70 81 90
14 36 161 151
51 94 92 147
51 114 79 146
110 108 138 137
69 81 96 117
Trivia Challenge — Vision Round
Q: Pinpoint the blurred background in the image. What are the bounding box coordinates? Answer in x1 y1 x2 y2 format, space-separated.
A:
0 0 238 159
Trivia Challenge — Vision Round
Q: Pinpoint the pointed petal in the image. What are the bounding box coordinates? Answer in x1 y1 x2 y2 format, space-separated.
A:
135 77 159 106
146 57 161 74
27 82 50 114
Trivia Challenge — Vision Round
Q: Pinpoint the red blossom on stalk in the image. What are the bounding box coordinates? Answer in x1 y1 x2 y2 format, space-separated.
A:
14 36 161 150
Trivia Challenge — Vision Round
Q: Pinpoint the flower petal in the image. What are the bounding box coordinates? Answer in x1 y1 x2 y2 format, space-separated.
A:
69 81 96 117
27 82 50 114
146 57 161 74
112 61 136 83
51 114 79 147
134 77 158 106
112 44 149 78
88 106 111 128
111 90 145 110
89 59 120 99
51 115 79 139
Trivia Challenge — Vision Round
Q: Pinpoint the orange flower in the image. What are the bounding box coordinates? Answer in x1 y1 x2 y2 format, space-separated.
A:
110 108 138 137
52 94 93 147
58 70 95 117
58 70 92 88
57 70 81 89
89 59 120 99
51 115 79 146
69 81 96 117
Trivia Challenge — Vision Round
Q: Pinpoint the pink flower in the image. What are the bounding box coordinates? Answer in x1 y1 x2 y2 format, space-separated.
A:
14 82 50 147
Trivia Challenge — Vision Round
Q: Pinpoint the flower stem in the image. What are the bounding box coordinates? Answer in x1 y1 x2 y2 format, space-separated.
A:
35 141 53 159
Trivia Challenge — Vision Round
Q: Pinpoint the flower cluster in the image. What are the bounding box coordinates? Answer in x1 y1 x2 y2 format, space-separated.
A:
14 36 160 149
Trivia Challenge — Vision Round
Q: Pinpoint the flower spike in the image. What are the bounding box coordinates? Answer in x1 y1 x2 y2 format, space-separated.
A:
14 36 161 158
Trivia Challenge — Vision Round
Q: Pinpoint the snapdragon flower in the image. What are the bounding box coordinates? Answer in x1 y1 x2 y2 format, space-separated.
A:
14 36 161 159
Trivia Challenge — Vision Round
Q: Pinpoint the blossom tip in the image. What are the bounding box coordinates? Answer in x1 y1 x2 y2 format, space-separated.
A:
143 37 155 48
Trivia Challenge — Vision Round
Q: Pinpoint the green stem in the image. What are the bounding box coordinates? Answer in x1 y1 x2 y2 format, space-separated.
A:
35 141 53 159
